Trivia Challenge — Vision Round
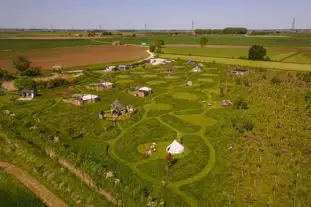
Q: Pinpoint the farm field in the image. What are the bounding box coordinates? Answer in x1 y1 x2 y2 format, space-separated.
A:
0 45 149 71
283 51 311 64
0 169 45 207
160 54 311 71
102 34 311 47
163 47 297 61
0 58 310 206
0 39 109 51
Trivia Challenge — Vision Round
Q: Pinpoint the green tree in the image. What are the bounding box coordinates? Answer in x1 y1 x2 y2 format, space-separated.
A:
14 76 35 90
200 36 208 47
13 56 31 73
149 44 156 52
21 66 42 77
248 45 267 60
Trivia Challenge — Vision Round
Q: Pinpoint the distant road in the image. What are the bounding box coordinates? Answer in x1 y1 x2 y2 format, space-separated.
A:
0 161 67 207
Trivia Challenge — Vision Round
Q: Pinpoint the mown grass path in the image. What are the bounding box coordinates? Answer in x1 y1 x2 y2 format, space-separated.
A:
107 78 222 207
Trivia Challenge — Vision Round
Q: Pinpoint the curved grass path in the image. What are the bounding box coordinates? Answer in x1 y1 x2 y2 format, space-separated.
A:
106 81 221 207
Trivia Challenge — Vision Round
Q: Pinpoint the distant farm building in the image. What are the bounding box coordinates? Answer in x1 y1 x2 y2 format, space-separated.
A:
232 68 249 76
88 81 114 91
136 87 152 97
111 100 127 116
105 66 118 72
19 89 36 101
71 94 99 106
149 58 172 66
118 65 129 71
112 41 121 46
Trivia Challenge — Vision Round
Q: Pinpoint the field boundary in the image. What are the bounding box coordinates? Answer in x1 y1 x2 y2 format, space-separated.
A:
0 161 67 207
160 54 311 71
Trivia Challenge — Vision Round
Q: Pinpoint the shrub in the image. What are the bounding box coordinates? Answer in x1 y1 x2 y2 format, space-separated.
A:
200 36 208 47
231 116 254 133
248 45 267 60
0 69 12 80
13 56 31 72
233 96 248 109
271 76 281 85
14 76 35 90
21 66 42 77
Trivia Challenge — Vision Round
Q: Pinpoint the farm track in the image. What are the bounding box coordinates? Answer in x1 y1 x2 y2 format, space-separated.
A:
0 161 67 207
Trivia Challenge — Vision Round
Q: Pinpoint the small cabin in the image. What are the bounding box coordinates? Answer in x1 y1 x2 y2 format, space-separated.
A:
90 82 113 91
136 87 152 97
19 89 36 100
72 94 99 106
111 100 126 116
118 65 129 71
105 66 117 72
231 69 249 76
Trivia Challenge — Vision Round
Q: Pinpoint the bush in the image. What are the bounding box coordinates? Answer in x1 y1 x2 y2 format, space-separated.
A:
233 96 248 109
14 76 35 90
21 66 42 77
200 36 208 47
37 78 70 89
248 45 267 60
231 116 254 133
0 69 12 80
271 76 281 85
13 56 31 72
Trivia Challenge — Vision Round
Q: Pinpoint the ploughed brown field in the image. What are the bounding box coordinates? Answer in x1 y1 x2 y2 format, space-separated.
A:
0 45 148 72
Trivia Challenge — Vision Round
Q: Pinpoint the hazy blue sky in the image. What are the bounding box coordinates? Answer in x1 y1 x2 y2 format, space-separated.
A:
1 0 310 29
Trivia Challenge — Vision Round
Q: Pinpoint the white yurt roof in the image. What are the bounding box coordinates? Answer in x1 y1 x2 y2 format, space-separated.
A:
100 82 113 86
139 87 152 92
166 140 184 155
82 94 98 101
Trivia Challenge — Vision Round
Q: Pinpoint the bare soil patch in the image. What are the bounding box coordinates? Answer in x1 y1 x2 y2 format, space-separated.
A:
0 45 148 72
1 81 16 91
0 161 67 207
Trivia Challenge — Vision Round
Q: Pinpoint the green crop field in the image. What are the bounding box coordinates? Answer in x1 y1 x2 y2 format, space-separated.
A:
163 47 296 61
283 51 311 64
160 54 311 71
0 170 45 207
103 34 311 47
0 58 310 206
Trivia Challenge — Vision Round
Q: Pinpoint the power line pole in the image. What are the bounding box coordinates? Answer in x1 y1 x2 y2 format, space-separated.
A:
291 18 296 31
192 20 194 30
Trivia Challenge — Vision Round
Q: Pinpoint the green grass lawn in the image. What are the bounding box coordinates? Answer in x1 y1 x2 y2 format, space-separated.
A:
0 170 45 207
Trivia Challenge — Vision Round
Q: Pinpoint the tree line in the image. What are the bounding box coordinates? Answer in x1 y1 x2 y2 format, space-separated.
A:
195 27 248 35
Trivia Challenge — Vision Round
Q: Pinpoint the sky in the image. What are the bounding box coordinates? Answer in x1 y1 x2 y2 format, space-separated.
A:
1 0 311 30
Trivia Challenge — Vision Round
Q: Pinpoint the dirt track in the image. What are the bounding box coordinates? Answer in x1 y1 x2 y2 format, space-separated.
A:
0 45 149 71
0 161 67 207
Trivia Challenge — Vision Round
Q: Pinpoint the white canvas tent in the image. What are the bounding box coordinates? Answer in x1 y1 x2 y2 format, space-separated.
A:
166 140 184 155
